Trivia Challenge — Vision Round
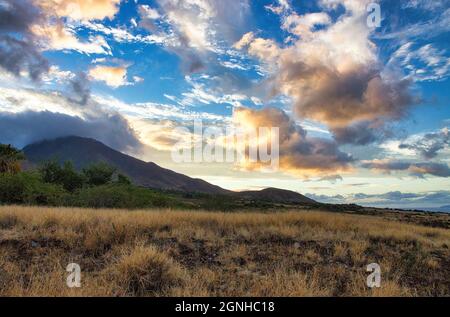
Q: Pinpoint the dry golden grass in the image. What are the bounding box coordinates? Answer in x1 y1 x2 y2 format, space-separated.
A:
0 205 449 297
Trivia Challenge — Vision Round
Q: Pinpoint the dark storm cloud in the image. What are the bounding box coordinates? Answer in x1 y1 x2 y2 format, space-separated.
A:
0 0 49 80
0 111 141 151
331 121 381 145
361 160 450 178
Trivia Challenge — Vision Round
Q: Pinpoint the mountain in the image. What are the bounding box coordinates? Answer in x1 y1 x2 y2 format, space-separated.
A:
22 136 316 204
23 136 228 195
236 188 316 204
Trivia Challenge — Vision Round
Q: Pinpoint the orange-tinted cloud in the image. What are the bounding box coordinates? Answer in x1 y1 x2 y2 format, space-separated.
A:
37 0 121 21
88 65 128 88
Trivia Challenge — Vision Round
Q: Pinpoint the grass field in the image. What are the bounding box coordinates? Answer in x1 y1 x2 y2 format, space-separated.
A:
0 206 449 296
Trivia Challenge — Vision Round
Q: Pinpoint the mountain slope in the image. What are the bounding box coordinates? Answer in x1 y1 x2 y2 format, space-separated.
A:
22 136 316 204
23 136 229 194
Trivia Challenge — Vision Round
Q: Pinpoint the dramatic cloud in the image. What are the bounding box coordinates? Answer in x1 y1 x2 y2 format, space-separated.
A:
88 65 129 88
233 107 353 178
0 0 49 80
361 159 450 178
235 0 417 145
399 127 449 159
0 110 140 151
0 83 140 151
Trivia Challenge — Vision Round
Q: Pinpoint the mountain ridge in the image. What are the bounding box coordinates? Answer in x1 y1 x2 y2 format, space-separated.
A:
23 136 229 195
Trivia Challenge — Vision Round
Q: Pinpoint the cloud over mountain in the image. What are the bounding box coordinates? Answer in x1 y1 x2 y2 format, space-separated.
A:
0 110 140 152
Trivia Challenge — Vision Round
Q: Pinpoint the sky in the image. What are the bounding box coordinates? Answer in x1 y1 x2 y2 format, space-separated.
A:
0 0 449 209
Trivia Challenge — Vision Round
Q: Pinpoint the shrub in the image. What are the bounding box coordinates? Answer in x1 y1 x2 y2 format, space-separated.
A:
74 185 132 208
25 181 67 206
109 245 186 296
72 184 173 209
0 173 28 204
0 172 67 206
40 161 84 192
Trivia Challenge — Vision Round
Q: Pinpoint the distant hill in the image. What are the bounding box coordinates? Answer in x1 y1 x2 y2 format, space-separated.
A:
236 188 316 204
22 136 316 204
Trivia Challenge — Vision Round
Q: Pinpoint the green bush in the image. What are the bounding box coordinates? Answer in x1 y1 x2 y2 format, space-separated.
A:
0 172 66 206
25 181 67 206
0 173 27 204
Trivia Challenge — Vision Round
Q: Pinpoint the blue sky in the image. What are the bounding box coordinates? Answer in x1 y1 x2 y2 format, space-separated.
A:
0 0 450 209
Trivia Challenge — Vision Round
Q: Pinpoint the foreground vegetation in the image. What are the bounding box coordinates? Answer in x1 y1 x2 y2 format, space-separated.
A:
0 206 448 296
0 161 191 209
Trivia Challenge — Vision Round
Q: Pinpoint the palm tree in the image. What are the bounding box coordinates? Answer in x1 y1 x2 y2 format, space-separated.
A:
0 144 25 174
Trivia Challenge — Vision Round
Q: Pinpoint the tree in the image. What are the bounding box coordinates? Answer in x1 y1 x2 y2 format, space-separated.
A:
39 160 84 192
82 162 116 186
0 144 25 174
40 160 63 184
